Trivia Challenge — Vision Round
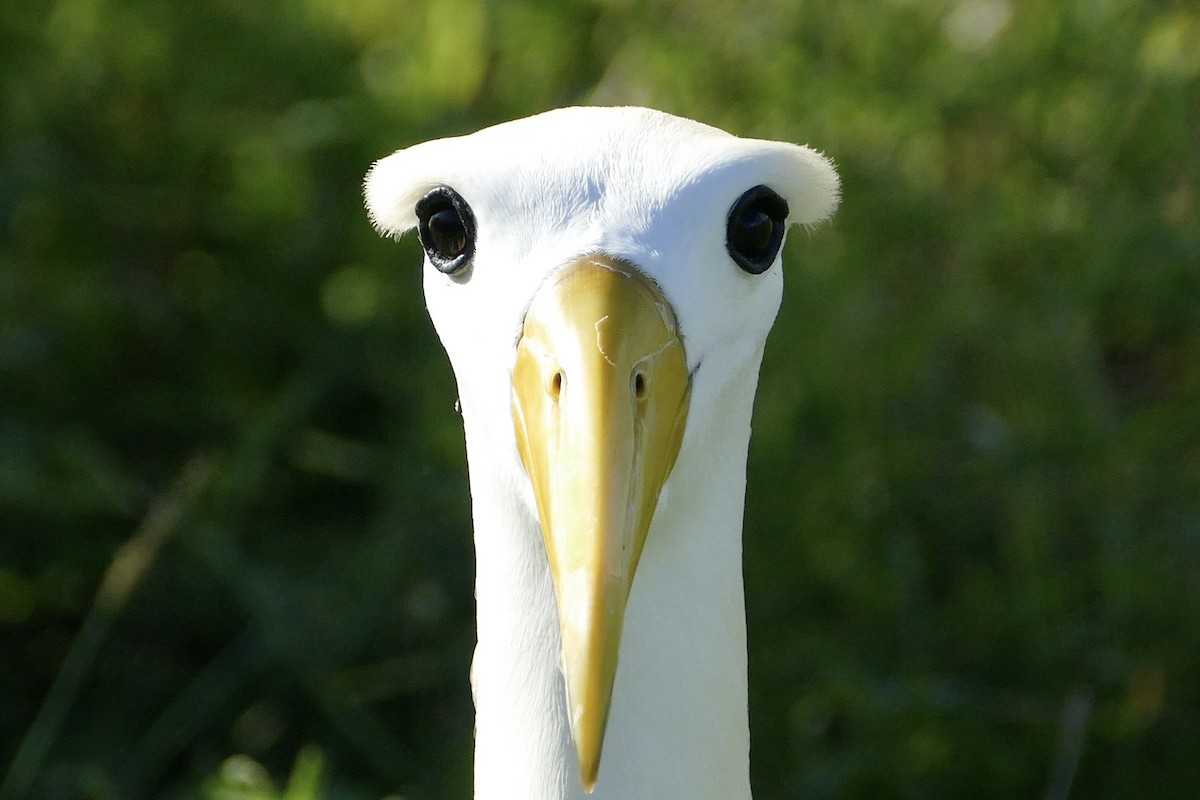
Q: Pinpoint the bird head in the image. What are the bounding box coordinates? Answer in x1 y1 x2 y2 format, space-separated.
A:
365 106 839 792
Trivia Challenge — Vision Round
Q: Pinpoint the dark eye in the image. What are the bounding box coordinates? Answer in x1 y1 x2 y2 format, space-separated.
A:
726 185 789 274
416 187 476 275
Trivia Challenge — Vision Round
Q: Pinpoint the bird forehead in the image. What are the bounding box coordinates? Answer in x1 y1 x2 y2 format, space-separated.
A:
425 112 786 333
455 113 736 221
365 104 839 259
458 106 737 164
443 118 781 278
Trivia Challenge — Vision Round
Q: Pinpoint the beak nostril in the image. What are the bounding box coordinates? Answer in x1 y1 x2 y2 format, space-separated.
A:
634 372 647 400
550 370 564 400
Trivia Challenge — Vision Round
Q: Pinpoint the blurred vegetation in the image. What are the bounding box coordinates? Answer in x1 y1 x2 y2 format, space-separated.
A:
1 0 1197 798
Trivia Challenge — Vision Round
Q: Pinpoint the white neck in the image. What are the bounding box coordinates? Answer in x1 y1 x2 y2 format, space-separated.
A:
461 344 763 800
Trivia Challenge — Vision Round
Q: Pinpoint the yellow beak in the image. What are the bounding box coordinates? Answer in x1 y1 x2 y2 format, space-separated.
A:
511 255 691 792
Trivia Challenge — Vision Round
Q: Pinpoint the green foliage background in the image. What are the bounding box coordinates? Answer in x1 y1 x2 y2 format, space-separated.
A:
2 0 1197 797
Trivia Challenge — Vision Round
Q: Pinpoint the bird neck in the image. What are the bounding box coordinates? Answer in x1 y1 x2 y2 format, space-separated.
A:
461 346 763 800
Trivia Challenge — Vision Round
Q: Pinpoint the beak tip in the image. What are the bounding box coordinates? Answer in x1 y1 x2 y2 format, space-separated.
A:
570 698 607 793
578 755 600 794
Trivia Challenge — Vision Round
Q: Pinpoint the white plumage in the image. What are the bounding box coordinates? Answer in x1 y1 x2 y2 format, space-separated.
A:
365 106 839 800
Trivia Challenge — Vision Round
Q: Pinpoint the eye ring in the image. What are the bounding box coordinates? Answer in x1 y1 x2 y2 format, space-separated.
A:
726 185 789 274
415 186 476 275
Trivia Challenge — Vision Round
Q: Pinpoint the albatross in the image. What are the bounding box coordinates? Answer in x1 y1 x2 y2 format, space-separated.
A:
364 106 839 800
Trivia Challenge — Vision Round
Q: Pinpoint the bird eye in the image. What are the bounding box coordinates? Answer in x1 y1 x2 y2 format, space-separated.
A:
416 186 476 275
726 185 789 275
